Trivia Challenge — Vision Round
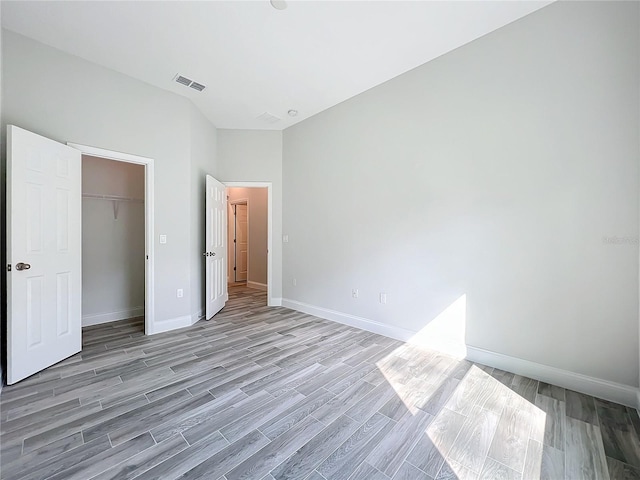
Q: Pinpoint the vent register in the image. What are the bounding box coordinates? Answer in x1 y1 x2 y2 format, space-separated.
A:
174 74 206 92
174 75 285 125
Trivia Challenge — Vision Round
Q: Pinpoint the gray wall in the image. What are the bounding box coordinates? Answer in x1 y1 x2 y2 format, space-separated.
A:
1 30 218 330
283 1 640 387
217 129 283 300
228 187 268 286
82 156 145 324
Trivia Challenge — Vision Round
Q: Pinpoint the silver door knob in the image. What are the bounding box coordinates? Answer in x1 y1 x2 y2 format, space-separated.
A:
16 262 31 271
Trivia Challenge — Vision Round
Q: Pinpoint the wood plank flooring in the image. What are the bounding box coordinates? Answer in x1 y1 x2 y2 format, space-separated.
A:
2 286 640 479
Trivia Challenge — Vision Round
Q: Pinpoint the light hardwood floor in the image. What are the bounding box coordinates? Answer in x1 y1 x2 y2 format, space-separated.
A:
2 286 640 479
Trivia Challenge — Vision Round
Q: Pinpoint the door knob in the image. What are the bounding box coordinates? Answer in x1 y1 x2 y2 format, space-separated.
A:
16 262 31 271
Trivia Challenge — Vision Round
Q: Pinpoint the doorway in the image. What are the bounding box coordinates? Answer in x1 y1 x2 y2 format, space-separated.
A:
225 183 272 303
229 200 248 284
68 142 155 334
81 155 145 333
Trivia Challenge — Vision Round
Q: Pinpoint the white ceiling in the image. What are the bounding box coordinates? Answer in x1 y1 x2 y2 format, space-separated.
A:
1 1 552 130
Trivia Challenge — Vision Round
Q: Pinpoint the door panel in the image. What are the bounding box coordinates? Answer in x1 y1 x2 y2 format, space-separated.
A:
205 175 227 319
7 125 82 384
235 203 248 282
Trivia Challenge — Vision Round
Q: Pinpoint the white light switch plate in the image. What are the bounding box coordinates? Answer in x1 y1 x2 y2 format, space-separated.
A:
160 235 167 244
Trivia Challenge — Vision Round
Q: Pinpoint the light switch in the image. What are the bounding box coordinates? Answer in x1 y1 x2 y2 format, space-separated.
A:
160 235 167 244
283 235 289 243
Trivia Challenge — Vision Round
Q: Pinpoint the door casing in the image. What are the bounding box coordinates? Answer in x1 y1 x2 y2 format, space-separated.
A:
67 143 155 334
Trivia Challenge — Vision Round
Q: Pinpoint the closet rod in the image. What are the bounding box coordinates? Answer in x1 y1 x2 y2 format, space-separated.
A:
82 193 143 202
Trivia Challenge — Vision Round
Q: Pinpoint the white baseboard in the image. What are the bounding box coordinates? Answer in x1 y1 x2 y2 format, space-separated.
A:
466 346 638 408
270 297 282 307
150 315 192 335
247 281 268 291
82 307 144 327
282 298 415 342
192 309 203 325
281 298 640 409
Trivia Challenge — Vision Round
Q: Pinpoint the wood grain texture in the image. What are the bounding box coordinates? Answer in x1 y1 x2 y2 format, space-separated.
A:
393 462 435 480
565 417 610 480
1 287 638 480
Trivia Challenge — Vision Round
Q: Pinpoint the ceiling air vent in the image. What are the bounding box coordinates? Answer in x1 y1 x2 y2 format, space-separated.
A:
174 74 206 92
257 112 281 124
190 82 206 92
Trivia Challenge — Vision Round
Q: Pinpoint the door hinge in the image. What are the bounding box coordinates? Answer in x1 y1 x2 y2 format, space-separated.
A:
7 264 11 272
234 267 236 271
233 239 236 243
146 255 149 260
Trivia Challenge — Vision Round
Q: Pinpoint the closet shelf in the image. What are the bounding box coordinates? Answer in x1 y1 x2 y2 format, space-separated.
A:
82 193 143 202
82 193 143 219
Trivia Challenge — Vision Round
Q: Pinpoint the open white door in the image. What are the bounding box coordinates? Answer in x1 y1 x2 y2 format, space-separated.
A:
7 126 82 384
205 175 227 319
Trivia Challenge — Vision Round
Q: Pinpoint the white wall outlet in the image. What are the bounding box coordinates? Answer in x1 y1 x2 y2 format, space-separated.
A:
177 288 184 298
159 235 167 244
352 289 359 299
283 235 289 243
380 293 387 304
292 278 297 286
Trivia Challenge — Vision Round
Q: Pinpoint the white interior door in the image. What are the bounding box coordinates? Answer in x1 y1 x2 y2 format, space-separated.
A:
235 203 248 282
205 175 227 319
7 125 82 384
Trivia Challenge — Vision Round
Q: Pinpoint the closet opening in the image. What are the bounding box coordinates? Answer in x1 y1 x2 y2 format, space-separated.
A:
81 155 146 335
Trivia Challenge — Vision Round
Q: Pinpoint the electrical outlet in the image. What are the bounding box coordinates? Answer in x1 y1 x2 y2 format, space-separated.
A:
352 289 359 299
380 293 387 304
177 288 184 298
292 278 297 286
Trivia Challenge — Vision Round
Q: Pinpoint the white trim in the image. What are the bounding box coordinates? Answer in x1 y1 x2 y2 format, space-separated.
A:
271 297 282 307
281 298 415 342
466 346 639 408
67 142 155 337
82 307 144 327
192 309 204 325
224 182 274 307
247 281 268 291
282 297 640 408
151 315 192 335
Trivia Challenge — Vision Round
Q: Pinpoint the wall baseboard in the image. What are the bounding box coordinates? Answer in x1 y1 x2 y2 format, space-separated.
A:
281 298 640 409
192 309 204 325
82 307 144 327
270 297 282 307
150 315 192 335
466 346 638 408
282 298 415 342
247 281 268 291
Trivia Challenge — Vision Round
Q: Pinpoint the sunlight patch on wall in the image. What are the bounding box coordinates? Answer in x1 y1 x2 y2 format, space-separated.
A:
408 294 468 358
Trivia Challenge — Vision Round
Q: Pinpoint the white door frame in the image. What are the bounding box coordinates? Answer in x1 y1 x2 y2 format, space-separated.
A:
224 182 274 306
67 142 155 335
229 198 249 283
